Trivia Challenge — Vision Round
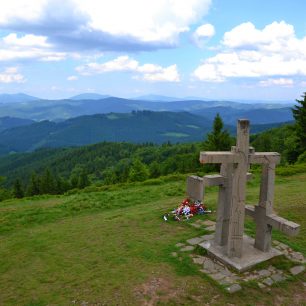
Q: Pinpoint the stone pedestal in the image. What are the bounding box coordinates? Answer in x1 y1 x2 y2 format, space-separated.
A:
199 235 282 272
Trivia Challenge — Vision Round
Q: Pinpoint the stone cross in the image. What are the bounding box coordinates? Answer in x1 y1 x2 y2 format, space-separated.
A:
203 167 252 248
199 119 300 259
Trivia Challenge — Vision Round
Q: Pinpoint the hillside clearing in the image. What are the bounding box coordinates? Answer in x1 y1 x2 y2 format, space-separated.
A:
0 172 305 305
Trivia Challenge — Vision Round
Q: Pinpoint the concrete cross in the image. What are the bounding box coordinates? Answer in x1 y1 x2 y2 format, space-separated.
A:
200 119 281 258
203 167 252 248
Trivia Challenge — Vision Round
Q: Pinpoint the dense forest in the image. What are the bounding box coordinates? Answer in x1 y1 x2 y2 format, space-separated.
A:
0 93 305 201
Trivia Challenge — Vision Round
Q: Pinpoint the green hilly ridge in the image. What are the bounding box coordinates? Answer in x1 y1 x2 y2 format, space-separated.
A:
0 169 305 305
0 117 34 132
0 111 212 154
0 111 289 156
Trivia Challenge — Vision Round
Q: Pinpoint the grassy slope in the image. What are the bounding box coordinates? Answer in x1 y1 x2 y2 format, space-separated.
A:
0 171 305 305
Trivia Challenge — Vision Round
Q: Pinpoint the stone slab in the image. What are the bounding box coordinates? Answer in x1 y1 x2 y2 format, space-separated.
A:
206 225 216 231
186 237 205 245
180 245 195 252
226 284 242 293
200 234 214 240
290 265 305 275
271 273 285 282
263 277 274 286
202 220 216 226
198 235 282 272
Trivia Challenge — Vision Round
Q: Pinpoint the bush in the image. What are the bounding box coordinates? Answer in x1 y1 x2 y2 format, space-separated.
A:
276 163 306 176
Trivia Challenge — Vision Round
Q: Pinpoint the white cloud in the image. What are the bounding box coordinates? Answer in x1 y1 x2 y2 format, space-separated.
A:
193 23 215 46
0 0 212 52
259 78 294 87
0 33 67 62
67 75 78 81
76 56 180 82
193 21 306 82
0 67 25 83
3 33 50 47
194 24 215 39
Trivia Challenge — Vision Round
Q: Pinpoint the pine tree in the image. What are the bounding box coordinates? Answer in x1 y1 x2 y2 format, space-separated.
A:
203 113 232 151
13 179 24 198
149 161 161 178
70 166 82 189
77 169 89 189
292 92 306 154
27 172 40 196
128 159 149 182
40 168 55 194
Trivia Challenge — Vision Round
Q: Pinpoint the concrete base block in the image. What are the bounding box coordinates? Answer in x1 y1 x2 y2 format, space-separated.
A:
199 235 282 272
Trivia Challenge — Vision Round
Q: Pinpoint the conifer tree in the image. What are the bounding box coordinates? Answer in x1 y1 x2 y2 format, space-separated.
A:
70 166 82 189
77 169 89 189
292 92 306 154
40 168 55 194
27 172 40 196
128 159 149 182
203 113 232 151
13 179 24 198
149 161 161 178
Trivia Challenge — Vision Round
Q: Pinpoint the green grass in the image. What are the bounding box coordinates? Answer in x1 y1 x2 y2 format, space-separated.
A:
0 171 305 305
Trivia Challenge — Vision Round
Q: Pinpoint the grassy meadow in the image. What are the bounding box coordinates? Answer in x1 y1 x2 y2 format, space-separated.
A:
0 168 305 305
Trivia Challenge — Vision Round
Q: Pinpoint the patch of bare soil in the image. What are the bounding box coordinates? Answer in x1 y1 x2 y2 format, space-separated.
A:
274 282 306 306
134 277 180 305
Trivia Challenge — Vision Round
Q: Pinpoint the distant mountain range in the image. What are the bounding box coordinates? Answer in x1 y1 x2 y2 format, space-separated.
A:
0 111 289 156
0 93 40 104
193 106 293 125
0 94 294 123
0 93 294 156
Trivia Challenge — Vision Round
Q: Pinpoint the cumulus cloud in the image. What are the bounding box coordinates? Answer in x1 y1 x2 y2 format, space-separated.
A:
0 0 212 52
0 67 25 83
76 56 180 82
0 33 67 62
192 23 215 46
193 21 306 82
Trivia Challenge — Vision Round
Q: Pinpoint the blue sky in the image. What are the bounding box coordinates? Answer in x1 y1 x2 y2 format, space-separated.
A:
0 0 305 101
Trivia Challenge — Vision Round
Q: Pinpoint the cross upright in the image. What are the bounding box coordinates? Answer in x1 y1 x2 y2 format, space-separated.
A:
200 119 281 258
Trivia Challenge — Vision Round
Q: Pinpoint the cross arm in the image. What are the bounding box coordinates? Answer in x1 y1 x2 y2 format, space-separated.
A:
249 152 281 164
200 152 239 164
245 205 300 236
266 214 300 236
204 172 253 187
200 151 281 165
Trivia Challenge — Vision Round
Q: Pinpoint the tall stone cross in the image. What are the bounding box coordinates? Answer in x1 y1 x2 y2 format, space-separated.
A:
199 119 299 259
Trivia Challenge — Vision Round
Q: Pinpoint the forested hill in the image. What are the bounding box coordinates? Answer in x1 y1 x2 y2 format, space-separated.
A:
0 121 299 190
0 111 212 154
0 111 288 155
0 117 34 132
